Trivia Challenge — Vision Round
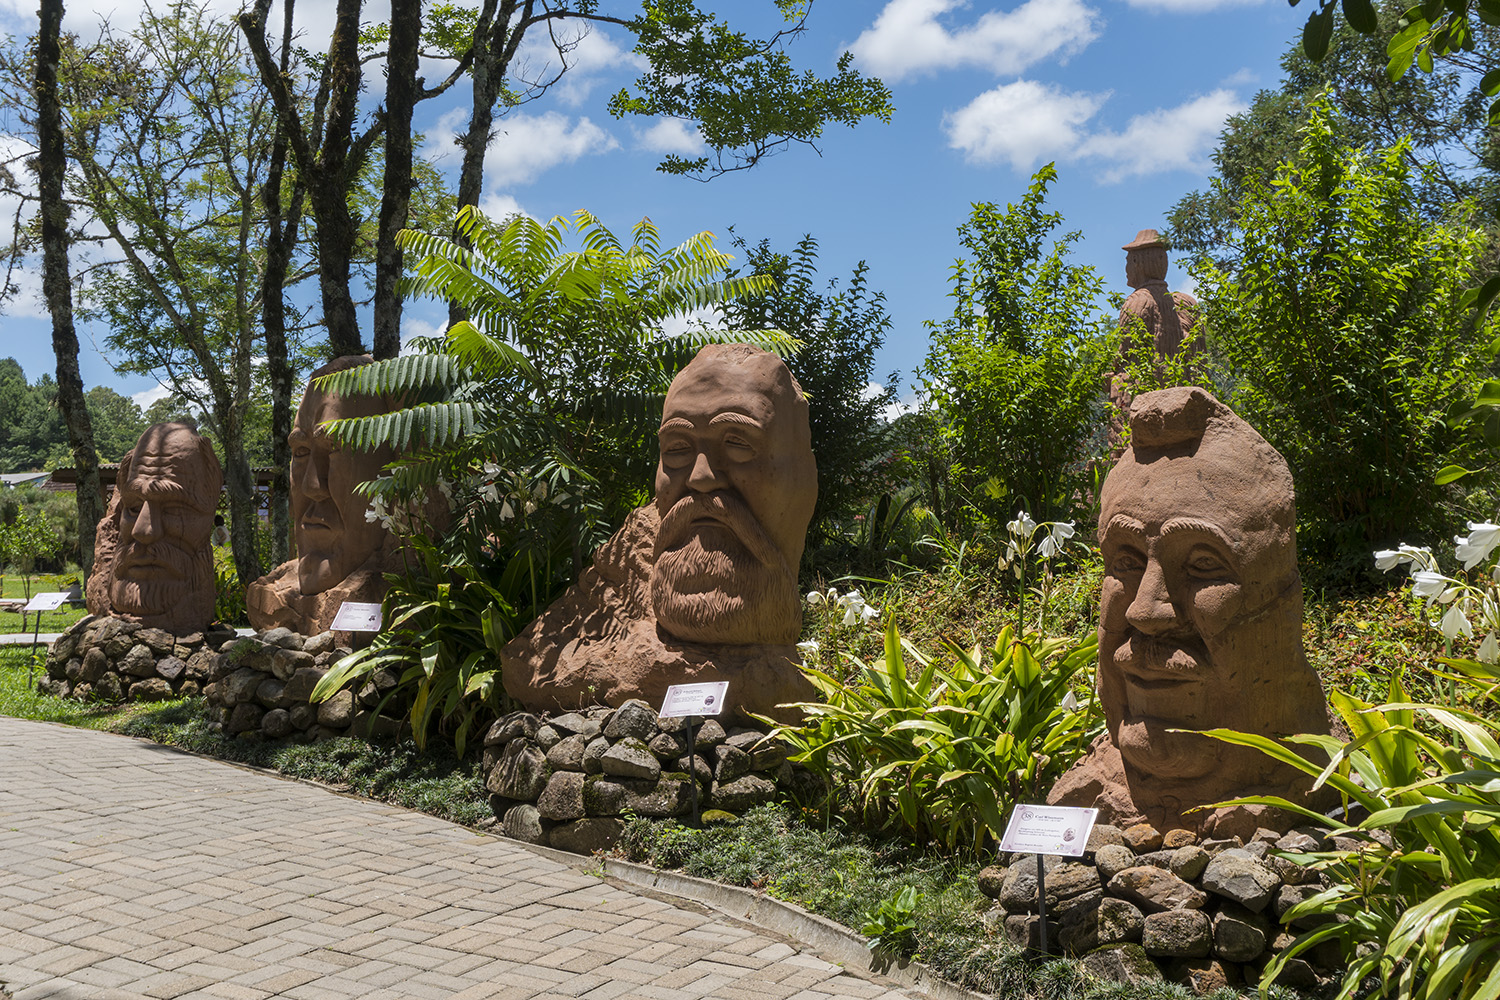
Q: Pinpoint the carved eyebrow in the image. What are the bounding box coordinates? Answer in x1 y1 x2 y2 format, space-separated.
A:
659 417 695 433
1159 517 1234 549
709 411 763 429
1104 513 1146 536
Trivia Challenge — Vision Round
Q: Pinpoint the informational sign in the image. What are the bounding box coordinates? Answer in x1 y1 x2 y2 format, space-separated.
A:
999 804 1098 858
659 681 729 718
331 601 383 632
23 592 69 612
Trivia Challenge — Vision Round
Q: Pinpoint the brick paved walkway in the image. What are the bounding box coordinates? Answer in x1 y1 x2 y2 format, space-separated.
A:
0 718 913 1000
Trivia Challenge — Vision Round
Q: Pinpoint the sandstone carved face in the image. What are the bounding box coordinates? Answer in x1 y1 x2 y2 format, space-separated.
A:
94 422 221 630
1097 387 1322 797
290 357 393 597
651 344 817 646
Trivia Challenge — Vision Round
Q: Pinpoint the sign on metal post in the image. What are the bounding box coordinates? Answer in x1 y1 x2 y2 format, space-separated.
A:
999 804 1098 956
659 682 729 828
24 592 69 685
330 602 383 632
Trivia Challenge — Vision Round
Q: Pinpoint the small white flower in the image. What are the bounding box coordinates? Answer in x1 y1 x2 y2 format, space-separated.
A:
1480 631 1500 664
1439 586 1462 605
841 603 860 627
1412 571 1447 601
1061 690 1079 712
1374 549 1403 571
1456 521 1500 570
1007 510 1036 539
860 604 879 623
365 506 380 524
796 640 820 654
805 590 826 607
1050 522 1076 542
1441 603 1473 640
499 501 515 521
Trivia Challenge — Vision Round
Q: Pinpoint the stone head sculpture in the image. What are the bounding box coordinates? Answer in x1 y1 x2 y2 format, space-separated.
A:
1076 386 1332 830
652 344 817 646
87 422 222 633
289 355 395 598
1123 229 1169 289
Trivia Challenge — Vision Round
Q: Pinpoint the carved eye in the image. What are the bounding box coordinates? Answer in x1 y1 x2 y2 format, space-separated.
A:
1186 547 1232 580
722 433 756 459
661 440 695 469
1109 546 1146 575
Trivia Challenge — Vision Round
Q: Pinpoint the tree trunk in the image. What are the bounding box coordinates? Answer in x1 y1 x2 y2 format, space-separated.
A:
449 0 512 328
36 0 104 576
372 0 422 361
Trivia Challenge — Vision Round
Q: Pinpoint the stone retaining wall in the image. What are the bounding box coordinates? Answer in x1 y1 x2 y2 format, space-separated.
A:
982 821 1343 993
41 615 236 702
480 700 809 855
201 628 405 742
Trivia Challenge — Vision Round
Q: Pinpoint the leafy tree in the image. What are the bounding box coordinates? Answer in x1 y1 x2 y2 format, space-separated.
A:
0 360 68 471
84 386 145 464
1195 103 1499 578
715 233 896 548
918 165 1114 529
1170 4 1500 261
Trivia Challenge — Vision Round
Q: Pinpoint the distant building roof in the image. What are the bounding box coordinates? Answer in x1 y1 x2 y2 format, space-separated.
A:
1 471 50 488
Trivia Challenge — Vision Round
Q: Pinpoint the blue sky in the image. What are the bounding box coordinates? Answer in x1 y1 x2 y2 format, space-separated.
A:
0 0 1306 416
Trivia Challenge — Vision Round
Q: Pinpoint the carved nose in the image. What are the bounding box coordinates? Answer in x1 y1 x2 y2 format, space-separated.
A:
301 457 331 501
132 500 164 544
687 451 724 493
1125 559 1178 634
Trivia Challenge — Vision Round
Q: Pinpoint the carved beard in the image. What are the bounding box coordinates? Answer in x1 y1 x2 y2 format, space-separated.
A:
651 492 800 646
109 541 215 620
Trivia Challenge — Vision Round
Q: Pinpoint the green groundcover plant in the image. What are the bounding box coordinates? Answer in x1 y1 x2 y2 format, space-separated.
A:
767 615 1100 856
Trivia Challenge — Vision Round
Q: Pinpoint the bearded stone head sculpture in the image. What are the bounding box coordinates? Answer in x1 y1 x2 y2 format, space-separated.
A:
87 422 222 633
1050 386 1334 836
651 344 817 646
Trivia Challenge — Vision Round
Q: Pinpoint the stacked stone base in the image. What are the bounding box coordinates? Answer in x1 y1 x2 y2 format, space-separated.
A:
202 627 405 742
480 700 809 855
41 615 236 703
982 822 1341 993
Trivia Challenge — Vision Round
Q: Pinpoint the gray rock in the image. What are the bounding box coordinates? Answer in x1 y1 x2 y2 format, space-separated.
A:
155 656 186 682
1044 863 1101 905
548 817 624 855
271 648 315 681
303 631 336 656
622 778 693 818
1108 866 1208 912
488 738 549 800
1201 849 1281 912
289 704 317 730
582 736 610 774
601 739 661 781
1134 850 1175 870
1213 903 1270 962
547 734 589 772
534 725 562 753
63 658 83 682
96 617 141 657
38 677 69 698
262 708 293 739
356 680 380 708
1095 844 1138 882
603 699 658 742
70 682 93 701
255 677 288 709
1202 836 1244 853
136 627 176 654
80 647 108 684
485 712 540 748
978 866 1006 899
709 775 776 812
725 731 767 753
316 689 356 728
1276 828 1326 853
1164 958 1238 994
224 667 265 704
1276 883 1331 927
1087 824 1127 852
1142 909 1212 958
178 680 199 698
1003 913 1060 955
283 667 327 704
694 718 727 747
261 627 303 650
1059 897 1144 955
1170 845 1211 882
547 712 592 734
713 744 753 784
128 678 174 702
1081 944 1163 985
582 777 628 816
648 733 685 760
502 803 546 844
120 643 158 678
95 673 122 702
675 754 713 786
536 771 586 821
227 702 264 734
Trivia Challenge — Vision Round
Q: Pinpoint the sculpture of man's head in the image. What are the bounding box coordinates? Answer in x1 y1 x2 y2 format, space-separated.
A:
290 356 394 596
651 344 817 646
1097 387 1328 802
93 422 221 628
1123 229 1170 289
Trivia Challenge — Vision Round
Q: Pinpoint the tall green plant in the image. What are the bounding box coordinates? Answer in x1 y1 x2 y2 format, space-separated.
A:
1195 100 1498 577
767 618 1100 855
918 165 1114 528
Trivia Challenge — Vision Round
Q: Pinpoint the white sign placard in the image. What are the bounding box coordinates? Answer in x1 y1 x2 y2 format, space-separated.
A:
23 592 69 612
999 804 1098 858
659 681 729 718
330 601 383 632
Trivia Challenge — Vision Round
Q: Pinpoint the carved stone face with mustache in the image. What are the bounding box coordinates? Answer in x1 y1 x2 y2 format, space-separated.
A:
652 344 817 646
1093 387 1331 819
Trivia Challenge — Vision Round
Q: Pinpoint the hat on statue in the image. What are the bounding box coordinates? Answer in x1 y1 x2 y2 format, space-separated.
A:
1123 229 1169 251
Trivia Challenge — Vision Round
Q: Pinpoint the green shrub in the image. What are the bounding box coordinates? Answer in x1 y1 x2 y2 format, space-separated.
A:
768 617 1100 855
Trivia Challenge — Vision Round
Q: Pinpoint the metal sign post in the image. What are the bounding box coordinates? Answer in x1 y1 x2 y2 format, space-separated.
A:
998 803 1098 957
22 593 69 688
659 682 729 830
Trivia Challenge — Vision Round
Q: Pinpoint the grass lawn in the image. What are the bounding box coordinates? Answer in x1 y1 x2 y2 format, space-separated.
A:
0 572 90 635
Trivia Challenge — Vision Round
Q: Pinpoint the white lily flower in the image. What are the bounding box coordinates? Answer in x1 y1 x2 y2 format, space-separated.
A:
1480 632 1500 664
796 640 820 654
1373 549 1403 571
805 590 826 606
1401 544 1436 573
499 501 515 521
1456 521 1500 570
1061 690 1079 712
841 603 860 627
860 603 879 623
1411 571 1447 600
1038 535 1059 560
365 506 380 524
1051 522 1076 541
1441 603 1473 640
1007 510 1036 539
1439 586 1462 605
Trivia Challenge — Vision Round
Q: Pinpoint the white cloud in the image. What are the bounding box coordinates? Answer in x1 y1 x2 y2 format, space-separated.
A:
1075 89 1245 181
635 119 705 157
849 0 1101 82
131 384 173 409
1121 0 1261 12
945 80 1105 171
477 192 532 222
945 83 1244 182
480 112 619 187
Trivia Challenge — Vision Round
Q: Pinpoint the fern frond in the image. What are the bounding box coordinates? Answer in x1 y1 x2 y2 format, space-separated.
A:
324 400 479 451
313 354 463 398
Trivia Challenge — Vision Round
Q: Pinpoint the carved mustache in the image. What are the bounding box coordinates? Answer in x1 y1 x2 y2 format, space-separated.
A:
114 539 196 581
657 491 781 570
